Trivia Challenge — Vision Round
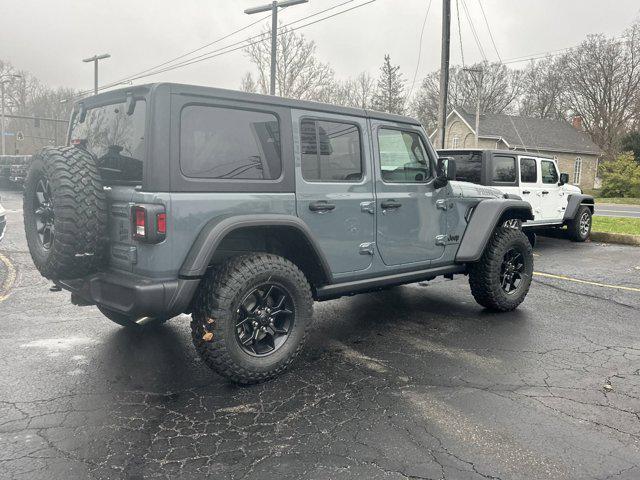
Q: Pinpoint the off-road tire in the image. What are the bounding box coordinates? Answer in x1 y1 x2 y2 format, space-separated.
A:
469 227 533 312
191 254 313 385
23 146 107 280
566 205 592 242
97 305 169 329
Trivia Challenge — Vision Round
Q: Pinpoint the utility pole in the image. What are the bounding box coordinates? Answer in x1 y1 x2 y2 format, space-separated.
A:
437 0 451 149
82 53 111 95
464 67 483 147
245 0 309 95
1 74 22 156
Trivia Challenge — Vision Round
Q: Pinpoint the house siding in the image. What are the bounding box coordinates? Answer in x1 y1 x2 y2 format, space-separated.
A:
435 112 599 189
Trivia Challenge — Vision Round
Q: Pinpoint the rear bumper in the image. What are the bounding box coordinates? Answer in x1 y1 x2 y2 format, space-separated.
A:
57 270 200 319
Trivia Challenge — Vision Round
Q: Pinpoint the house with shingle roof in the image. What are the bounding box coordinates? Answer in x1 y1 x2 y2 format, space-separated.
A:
431 107 603 189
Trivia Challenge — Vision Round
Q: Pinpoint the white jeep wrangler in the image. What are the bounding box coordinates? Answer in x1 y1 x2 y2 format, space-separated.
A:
439 149 594 242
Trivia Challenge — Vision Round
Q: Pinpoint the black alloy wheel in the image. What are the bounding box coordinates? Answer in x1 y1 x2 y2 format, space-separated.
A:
499 247 526 295
235 283 294 356
33 178 55 250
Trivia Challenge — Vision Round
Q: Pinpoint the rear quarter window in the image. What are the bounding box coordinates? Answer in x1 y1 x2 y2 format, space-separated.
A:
492 155 516 183
180 105 282 180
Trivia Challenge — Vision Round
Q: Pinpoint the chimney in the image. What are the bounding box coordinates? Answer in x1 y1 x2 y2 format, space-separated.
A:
572 115 583 131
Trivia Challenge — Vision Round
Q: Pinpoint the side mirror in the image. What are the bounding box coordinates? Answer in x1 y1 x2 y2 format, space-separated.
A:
435 157 456 189
559 173 569 185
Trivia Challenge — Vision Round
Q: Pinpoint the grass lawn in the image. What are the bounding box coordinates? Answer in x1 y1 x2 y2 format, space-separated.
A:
592 216 640 236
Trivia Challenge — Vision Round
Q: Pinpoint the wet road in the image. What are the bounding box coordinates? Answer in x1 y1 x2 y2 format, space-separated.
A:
1 187 640 480
594 203 640 218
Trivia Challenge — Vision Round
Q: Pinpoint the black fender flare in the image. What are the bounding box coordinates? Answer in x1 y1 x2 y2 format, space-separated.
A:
455 199 533 263
178 214 333 281
563 194 594 221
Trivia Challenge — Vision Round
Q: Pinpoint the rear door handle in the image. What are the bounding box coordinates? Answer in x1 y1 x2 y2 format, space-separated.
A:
542 191 549 195
522 190 530 195
381 200 402 209
309 200 336 212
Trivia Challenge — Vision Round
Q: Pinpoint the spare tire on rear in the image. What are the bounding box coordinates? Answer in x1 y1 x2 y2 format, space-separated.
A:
23 146 108 280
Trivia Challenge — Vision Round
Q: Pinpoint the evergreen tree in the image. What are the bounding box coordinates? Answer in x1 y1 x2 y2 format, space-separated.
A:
372 54 406 114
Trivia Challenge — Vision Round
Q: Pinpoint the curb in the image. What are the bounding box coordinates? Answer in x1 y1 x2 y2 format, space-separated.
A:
590 231 640 246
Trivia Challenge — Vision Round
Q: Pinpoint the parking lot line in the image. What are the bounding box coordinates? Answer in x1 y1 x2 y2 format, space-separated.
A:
533 271 640 293
0 253 17 303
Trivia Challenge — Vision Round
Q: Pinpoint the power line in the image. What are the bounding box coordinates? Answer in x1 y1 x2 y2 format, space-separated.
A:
407 0 434 100
476 0 501 62
112 0 377 87
455 0 465 67
459 0 486 62
77 0 367 98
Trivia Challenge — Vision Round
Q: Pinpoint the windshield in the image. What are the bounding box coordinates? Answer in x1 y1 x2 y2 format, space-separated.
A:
69 100 146 184
443 151 483 184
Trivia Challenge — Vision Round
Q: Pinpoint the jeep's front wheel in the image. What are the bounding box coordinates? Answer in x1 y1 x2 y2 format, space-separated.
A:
567 205 592 242
468 227 533 312
191 254 313 384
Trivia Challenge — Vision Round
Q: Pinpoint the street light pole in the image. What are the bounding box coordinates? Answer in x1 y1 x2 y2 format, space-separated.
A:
82 53 111 95
464 67 483 147
244 0 309 96
1 74 23 156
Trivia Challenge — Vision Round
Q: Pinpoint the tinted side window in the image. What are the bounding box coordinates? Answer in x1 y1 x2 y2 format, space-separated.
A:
378 128 431 183
541 160 559 184
301 119 362 182
446 152 482 183
180 106 281 180
520 158 537 183
492 155 516 183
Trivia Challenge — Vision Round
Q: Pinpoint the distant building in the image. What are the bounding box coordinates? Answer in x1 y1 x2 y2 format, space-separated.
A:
431 107 602 189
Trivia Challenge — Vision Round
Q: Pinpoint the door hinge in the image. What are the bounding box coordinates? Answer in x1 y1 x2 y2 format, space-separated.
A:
360 201 375 214
359 242 376 255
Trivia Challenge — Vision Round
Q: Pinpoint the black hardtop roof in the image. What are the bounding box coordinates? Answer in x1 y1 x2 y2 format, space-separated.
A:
77 82 421 126
439 148 555 160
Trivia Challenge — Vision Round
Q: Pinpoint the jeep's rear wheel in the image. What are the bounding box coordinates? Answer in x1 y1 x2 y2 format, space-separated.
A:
23 146 107 280
97 305 169 329
191 254 313 384
567 205 592 242
468 227 533 312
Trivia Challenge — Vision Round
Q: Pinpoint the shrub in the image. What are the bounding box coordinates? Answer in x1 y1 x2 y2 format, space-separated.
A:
600 153 640 198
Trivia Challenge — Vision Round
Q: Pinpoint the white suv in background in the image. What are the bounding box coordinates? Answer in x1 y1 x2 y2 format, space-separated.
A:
439 149 595 242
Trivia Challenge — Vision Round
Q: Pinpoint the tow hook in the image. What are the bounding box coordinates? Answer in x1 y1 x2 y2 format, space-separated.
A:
50 284 62 292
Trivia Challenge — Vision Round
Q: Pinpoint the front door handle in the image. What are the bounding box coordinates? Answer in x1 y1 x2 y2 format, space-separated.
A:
381 200 402 209
522 190 531 195
309 201 336 212
541 190 549 195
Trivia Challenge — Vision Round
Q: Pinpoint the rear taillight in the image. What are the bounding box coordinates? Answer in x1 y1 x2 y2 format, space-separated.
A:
156 213 166 235
133 206 147 239
131 205 166 243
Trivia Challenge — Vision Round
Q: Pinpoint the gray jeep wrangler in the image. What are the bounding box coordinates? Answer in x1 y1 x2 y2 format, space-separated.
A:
23 83 534 384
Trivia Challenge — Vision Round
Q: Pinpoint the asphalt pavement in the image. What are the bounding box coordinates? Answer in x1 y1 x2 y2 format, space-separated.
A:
1 187 640 480
594 203 640 218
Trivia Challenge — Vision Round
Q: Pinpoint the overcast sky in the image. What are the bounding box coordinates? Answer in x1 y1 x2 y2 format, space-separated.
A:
1 0 639 94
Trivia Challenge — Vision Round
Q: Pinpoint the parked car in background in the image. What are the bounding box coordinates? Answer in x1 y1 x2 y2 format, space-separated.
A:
0 197 6 242
0 155 32 186
439 149 595 242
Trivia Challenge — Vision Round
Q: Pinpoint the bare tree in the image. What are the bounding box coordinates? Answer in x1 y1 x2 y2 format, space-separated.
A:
411 62 522 132
242 25 335 101
561 22 640 159
518 57 566 119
